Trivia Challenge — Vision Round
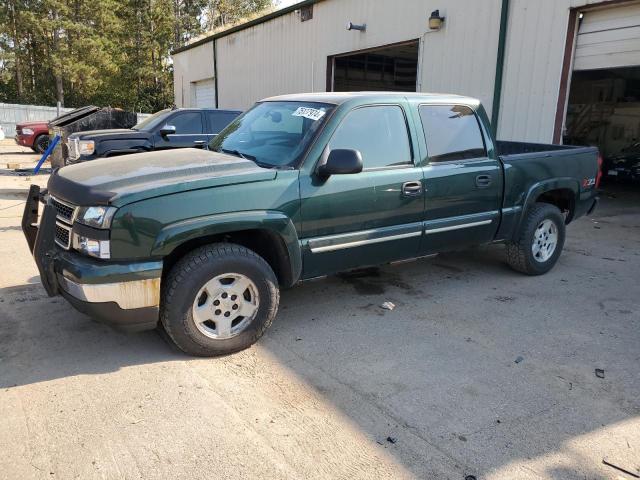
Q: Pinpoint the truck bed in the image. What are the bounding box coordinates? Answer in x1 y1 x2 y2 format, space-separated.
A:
495 140 600 233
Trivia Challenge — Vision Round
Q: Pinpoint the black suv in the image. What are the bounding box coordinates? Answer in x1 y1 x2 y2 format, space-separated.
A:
62 108 241 166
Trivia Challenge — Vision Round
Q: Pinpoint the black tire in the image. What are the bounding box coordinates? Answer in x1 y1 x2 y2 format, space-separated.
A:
160 243 279 356
506 203 566 275
33 134 49 154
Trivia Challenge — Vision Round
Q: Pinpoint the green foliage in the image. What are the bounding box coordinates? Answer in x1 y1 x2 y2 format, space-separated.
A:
0 0 274 111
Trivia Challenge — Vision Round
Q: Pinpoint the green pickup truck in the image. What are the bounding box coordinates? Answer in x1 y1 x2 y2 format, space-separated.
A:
23 93 601 356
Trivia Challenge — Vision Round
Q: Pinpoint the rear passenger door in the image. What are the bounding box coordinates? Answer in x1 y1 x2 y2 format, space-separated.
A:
300 103 425 278
418 104 503 254
154 111 207 149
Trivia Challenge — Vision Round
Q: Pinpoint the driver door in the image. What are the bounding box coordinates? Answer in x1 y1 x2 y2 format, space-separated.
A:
299 104 425 278
153 111 208 149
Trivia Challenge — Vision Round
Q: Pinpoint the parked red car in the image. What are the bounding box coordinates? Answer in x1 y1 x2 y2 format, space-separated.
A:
15 121 50 153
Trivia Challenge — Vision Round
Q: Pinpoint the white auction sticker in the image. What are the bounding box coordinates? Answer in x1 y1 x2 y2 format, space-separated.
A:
292 107 326 121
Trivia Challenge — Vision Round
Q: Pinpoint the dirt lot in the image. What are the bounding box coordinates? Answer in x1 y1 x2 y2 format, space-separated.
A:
0 139 639 479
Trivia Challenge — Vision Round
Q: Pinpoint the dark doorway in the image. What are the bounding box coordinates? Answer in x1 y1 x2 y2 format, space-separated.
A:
331 41 419 92
565 67 640 185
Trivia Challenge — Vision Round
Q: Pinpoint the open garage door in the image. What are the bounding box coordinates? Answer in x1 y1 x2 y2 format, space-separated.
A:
566 3 640 190
574 4 640 71
331 41 419 92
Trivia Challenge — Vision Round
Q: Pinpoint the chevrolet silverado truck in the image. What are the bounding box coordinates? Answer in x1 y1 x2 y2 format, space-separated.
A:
62 107 241 166
22 93 601 356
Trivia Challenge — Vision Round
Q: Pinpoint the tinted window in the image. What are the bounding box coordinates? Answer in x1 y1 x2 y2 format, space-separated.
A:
419 105 486 162
328 105 411 169
206 111 240 134
168 112 203 134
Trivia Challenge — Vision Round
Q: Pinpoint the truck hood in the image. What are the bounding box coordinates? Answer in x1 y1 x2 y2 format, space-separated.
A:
17 121 48 128
48 149 277 207
69 129 149 141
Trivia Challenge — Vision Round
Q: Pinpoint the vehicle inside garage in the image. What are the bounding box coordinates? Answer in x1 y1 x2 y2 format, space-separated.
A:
331 41 419 92
564 4 640 185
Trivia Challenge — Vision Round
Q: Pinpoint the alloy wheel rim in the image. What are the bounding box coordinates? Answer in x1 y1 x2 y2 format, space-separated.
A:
532 219 558 263
191 273 259 340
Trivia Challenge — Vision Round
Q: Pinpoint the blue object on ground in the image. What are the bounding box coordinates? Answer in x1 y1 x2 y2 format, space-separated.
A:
33 135 60 175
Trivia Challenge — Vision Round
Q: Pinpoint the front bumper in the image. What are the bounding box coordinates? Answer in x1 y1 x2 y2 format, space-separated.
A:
22 185 162 332
15 134 35 148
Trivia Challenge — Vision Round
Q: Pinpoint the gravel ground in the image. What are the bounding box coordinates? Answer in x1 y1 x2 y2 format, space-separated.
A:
0 141 638 479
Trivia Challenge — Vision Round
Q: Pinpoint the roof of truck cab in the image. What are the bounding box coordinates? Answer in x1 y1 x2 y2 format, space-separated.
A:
261 92 481 106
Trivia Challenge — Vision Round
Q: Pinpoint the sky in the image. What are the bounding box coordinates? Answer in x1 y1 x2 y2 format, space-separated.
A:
276 0 301 8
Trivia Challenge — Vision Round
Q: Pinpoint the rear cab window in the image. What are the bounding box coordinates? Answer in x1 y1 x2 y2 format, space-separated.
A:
418 105 486 162
328 105 413 169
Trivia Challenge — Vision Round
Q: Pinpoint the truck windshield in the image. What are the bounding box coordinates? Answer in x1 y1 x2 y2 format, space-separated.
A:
133 109 170 131
210 101 334 168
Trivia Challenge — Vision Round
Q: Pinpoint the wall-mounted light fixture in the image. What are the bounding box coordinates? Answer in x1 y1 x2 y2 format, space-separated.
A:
346 21 366 32
428 9 445 30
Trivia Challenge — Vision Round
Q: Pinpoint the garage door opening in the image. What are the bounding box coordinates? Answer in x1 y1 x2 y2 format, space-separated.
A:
565 67 640 158
330 41 419 92
563 3 640 186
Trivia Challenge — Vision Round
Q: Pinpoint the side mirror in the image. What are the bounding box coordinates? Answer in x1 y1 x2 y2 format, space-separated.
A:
159 124 176 136
318 149 363 177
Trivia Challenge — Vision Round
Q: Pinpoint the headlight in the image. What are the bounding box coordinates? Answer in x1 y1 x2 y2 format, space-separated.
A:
73 233 111 259
79 140 95 155
76 206 117 229
22 128 34 135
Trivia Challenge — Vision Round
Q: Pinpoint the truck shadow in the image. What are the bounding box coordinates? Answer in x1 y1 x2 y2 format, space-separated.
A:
1 242 638 479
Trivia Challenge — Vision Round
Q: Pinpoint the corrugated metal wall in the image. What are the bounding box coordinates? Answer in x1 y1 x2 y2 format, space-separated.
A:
497 0 638 143
0 103 73 137
174 0 640 144
214 0 502 115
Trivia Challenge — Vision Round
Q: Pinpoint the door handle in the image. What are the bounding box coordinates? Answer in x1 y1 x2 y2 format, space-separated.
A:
402 181 423 197
475 175 492 188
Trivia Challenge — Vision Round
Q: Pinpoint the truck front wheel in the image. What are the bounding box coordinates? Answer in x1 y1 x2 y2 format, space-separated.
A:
506 203 566 275
160 243 280 356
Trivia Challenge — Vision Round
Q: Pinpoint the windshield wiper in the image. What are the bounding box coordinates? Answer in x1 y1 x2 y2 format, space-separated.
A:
221 148 254 161
219 148 278 169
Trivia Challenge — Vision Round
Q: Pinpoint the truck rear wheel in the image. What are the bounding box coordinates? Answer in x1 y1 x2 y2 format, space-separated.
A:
506 203 566 275
160 243 279 356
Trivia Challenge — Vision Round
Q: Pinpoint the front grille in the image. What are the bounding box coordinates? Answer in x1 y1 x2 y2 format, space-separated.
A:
50 196 76 223
55 222 71 250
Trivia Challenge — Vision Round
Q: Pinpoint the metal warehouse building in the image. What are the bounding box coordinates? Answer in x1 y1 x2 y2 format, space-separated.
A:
172 0 640 151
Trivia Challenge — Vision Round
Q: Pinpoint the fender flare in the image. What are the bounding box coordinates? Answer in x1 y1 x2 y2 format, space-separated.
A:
151 210 302 286
515 177 580 236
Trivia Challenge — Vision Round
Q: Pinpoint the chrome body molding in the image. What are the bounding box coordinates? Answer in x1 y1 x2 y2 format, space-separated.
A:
307 214 498 253
310 230 422 253
58 275 161 310
424 219 493 234
307 222 423 254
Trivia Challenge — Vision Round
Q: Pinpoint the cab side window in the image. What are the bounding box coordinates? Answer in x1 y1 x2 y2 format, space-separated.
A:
168 112 203 134
328 105 412 169
419 105 486 162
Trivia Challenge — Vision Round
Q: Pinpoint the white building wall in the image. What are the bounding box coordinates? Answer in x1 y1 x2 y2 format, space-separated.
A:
498 0 639 142
214 0 502 115
173 0 640 143
173 41 215 108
